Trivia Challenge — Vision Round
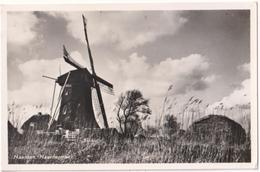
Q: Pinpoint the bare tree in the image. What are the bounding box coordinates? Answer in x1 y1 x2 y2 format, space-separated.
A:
114 89 151 137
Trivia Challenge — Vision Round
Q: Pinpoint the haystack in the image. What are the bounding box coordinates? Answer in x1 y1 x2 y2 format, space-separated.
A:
8 121 22 144
184 115 246 145
21 113 56 133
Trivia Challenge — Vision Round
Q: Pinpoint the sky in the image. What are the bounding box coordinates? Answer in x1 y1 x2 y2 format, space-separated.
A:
7 10 251 129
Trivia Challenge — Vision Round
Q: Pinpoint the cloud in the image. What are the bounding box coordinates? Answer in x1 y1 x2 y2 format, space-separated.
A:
210 78 250 109
153 54 210 95
7 12 39 45
203 75 218 83
104 53 213 100
208 62 250 109
9 81 54 106
47 11 187 50
207 62 250 110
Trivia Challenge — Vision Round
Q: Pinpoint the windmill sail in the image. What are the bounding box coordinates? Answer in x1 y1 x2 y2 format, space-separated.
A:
63 45 84 70
91 87 106 128
98 82 114 95
95 76 114 95
82 14 109 128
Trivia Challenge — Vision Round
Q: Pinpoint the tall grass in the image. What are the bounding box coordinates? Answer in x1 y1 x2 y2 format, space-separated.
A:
8 135 250 164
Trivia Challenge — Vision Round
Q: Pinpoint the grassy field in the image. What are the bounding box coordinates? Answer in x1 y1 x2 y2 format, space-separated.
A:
8 135 251 164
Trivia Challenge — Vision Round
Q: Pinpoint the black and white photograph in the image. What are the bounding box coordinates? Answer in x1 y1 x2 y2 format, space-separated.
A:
1 2 257 170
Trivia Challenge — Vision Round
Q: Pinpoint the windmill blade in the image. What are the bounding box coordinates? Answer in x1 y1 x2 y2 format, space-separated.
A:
98 82 114 95
94 75 113 89
48 72 71 130
93 85 109 128
91 87 105 128
94 75 114 94
82 15 96 75
63 45 84 70
49 81 57 118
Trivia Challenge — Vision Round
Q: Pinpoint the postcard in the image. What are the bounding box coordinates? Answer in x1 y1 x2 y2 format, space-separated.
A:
1 2 257 171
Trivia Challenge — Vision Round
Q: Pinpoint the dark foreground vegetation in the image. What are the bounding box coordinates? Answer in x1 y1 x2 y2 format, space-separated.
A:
9 134 251 164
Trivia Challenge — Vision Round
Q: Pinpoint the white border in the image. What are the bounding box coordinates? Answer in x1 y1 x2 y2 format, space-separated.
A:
1 2 258 171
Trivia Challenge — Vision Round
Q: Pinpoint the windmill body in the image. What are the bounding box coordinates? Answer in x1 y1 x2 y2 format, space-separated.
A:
56 69 100 130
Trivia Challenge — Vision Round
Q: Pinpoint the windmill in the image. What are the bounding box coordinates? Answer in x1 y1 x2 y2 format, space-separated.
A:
47 15 113 130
